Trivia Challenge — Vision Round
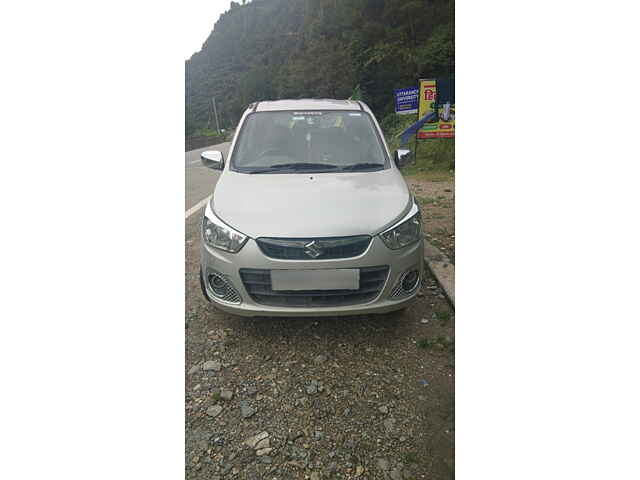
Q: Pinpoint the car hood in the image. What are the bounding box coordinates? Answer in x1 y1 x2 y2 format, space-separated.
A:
212 168 412 238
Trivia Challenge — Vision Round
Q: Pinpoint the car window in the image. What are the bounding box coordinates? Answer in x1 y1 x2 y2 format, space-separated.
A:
231 110 389 173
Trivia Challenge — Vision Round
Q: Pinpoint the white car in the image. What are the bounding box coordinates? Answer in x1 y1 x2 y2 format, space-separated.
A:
199 99 423 317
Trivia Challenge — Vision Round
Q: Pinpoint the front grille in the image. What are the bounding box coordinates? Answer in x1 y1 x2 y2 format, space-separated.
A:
256 235 371 260
239 266 389 307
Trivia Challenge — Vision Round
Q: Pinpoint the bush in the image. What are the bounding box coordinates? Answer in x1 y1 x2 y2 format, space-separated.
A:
192 127 225 138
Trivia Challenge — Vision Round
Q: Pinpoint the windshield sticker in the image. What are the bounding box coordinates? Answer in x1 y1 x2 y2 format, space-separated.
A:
294 111 323 116
292 116 305 121
348 113 362 116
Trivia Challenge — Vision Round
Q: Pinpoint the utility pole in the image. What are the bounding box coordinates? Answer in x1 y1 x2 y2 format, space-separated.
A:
212 97 221 135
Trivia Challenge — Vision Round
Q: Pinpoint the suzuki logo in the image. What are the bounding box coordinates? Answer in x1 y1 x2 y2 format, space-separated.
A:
304 240 323 258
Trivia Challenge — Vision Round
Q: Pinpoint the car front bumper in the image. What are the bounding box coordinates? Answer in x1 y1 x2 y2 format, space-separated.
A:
199 235 424 317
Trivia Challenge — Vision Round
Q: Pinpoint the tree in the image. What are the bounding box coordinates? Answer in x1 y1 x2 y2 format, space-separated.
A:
185 0 455 133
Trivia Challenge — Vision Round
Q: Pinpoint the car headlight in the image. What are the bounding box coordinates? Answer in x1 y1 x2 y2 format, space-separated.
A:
202 202 248 253
379 203 422 250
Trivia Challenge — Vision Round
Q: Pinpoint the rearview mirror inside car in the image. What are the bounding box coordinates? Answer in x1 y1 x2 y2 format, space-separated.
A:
201 150 224 170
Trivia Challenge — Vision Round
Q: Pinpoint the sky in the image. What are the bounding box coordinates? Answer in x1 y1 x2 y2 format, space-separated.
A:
183 0 232 60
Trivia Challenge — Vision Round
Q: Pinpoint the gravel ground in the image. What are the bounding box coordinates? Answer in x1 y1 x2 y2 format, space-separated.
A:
406 178 455 264
185 212 455 479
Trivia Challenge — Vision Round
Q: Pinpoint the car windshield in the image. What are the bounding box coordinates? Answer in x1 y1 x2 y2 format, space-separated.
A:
231 110 388 173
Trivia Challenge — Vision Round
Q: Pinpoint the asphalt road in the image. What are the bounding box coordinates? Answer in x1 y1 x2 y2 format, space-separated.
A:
185 142 231 215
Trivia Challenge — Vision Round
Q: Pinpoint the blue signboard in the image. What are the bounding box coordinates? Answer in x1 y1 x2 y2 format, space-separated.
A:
394 87 419 115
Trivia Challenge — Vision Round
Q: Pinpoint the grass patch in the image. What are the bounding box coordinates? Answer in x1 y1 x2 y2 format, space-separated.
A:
402 451 419 464
417 335 454 352
418 196 437 205
400 143 455 179
211 391 221 402
381 113 455 180
435 311 451 324
192 127 226 138
407 169 454 182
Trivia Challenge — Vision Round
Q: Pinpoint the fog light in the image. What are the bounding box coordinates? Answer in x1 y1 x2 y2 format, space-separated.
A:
206 272 241 304
401 269 420 292
210 275 227 296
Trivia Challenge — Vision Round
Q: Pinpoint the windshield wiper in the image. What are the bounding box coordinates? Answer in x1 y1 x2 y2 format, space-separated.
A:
244 163 340 174
338 163 384 171
269 163 339 170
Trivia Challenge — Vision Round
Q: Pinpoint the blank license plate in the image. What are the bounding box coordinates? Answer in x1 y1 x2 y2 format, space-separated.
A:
271 269 360 291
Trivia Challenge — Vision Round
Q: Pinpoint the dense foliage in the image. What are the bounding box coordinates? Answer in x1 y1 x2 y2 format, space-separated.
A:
185 0 454 136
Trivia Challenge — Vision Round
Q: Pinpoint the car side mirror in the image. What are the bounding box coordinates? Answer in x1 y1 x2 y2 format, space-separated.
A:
201 150 224 170
394 149 413 168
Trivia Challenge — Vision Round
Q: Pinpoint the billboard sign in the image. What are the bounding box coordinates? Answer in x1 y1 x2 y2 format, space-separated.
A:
394 87 419 115
418 79 455 138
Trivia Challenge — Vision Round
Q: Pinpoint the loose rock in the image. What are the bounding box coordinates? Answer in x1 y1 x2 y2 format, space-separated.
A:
306 380 318 395
203 360 222 372
256 447 273 456
220 389 233 401
313 354 327 364
255 438 270 450
389 469 403 480
206 405 223 418
384 418 395 432
240 400 256 419
377 458 390 471
244 431 269 449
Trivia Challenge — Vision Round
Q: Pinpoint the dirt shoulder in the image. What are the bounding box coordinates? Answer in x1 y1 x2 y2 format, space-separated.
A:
404 172 455 264
185 214 454 480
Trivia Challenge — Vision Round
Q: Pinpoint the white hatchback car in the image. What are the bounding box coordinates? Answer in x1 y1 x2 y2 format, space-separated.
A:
199 99 423 317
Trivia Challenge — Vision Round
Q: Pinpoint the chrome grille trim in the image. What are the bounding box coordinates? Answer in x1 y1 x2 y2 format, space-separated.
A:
256 235 371 260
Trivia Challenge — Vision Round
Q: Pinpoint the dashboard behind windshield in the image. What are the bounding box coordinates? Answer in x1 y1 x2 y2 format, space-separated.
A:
230 110 389 173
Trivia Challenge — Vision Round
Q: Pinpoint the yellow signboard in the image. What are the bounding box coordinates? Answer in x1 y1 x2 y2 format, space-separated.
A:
418 79 455 139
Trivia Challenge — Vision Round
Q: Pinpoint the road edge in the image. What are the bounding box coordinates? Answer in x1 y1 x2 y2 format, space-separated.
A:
424 240 455 308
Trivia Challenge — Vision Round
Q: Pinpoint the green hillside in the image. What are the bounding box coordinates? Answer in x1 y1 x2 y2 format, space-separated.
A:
185 0 454 137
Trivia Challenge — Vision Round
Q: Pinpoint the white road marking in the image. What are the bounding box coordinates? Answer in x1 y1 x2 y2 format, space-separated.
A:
185 195 211 219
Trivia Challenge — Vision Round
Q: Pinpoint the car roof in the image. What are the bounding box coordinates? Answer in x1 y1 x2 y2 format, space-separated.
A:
253 99 365 112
